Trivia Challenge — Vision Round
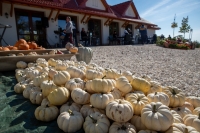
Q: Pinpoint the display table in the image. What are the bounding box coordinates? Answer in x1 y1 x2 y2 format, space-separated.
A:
0 49 77 71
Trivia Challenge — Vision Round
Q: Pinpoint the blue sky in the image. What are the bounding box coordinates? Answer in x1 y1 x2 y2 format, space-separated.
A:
107 0 200 42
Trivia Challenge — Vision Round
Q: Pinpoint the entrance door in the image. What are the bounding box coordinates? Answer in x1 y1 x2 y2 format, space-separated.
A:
88 19 101 45
15 9 46 47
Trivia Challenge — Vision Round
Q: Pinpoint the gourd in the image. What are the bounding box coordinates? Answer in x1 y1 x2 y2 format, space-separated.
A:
71 88 90 105
147 92 170 106
183 102 194 112
171 110 184 123
83 112 110 133
116 76 132 94
122 71 134 82
57 110 84 133
171 107 192 118
125 93 149 115
90 93 114 109
130 77 151 94
69 46 78 54
34 99 59 122
76 47 93 64
27 41 37 49
85 68 104 80
90 77 116 93
186 96 200 108
163 86 185 107
66 66 85 80
55 62 68 71
65 42 73 50
141 102 174 131
33 73 49 87
53 71 70 86
109 122 136 133
138 130 157 133
23 86 41 99
80 104 105 118
104 68 121 79
165 123 199 133
47 87 70 106
40 80 57 97
14 82 26 93
106 99 133 122
130 115 147 131
16 61 27 69
147 81 163 94
183 114 200 132
60 101 82 113
193 107 200 116
29 90 43 104
65 78 85 92
111 89 122 99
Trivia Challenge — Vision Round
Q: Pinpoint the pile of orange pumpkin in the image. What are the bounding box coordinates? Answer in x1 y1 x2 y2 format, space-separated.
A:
14 59 200 133
0 39 45 51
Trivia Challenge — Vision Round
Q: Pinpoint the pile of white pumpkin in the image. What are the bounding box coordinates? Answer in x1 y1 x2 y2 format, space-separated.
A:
14 58 200 133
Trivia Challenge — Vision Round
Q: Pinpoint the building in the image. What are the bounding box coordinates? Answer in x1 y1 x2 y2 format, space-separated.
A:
0 0 160 47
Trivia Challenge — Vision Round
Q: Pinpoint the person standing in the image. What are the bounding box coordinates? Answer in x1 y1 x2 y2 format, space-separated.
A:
64 16 73 45
139 24 147 45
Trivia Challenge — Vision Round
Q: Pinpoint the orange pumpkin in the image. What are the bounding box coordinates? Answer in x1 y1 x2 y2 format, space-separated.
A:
35 46 45 50
11 46 18 50
14 39 27 47
69 47 78 53
28 41 37 49
0 47 2 51
18 43 29 50
2 47 10 51
7 45 14 50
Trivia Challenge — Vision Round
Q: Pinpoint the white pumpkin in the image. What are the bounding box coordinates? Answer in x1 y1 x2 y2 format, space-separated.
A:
53 71 70 86
106 99 133 122
23 86 41 99
60 101 82 113
40 80 57 97
14 82 26 93
116 76 132 94
29 90 43 104
16 61 27 69
109 122 136 133
71 88 90 105
80 104 105 118
57 110 84 133
65 78 85 92
130 115 147 131
147 92 170 106
83 112 110 133
90 93 114 109
141 102 174 131
171 107 192 118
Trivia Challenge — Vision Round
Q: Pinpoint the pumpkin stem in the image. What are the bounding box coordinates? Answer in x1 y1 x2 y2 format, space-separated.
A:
155 92 157 95
102 75 106 79
119 100 122 104
184 128 189 133
153 105 157 113
198 113 200 119
137 98 140 102
68 109 74 116
89 115 97 124
172 89 176 95
120 125 127 130
177 108 181 111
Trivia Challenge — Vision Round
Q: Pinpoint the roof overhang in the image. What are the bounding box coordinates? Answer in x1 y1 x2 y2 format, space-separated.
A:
2 0 158 27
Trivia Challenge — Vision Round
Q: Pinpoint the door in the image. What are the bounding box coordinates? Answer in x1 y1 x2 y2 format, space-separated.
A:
15 9 46 47
88 19 101 45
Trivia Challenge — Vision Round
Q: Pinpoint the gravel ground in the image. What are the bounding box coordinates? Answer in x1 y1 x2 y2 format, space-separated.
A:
76 44 200 96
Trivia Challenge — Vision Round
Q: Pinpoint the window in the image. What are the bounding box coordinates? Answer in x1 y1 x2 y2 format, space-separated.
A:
109 22 119 36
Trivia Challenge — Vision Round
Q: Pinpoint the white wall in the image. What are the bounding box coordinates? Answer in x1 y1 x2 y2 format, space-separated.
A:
125 5 136 17
86 0 105 10
147 29 155 37
0 3 18 46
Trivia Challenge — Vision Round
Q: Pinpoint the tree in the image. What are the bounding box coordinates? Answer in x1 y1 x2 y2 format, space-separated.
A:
179 16 191 39
171 14 178 38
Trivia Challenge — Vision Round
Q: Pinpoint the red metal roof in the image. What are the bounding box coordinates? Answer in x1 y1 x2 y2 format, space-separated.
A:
2 0 159 27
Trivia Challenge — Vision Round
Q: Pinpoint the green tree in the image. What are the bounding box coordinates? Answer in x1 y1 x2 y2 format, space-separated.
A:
179 16 191 39
171 22 178 37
